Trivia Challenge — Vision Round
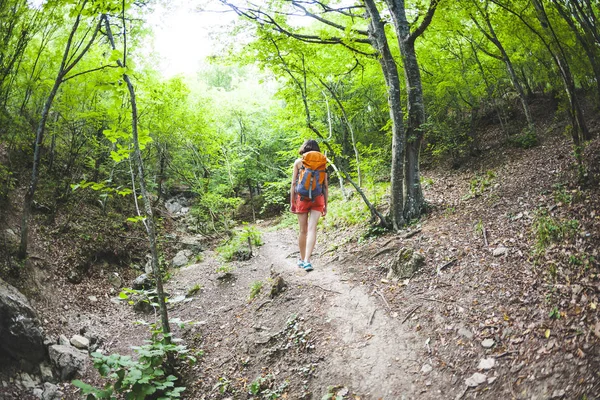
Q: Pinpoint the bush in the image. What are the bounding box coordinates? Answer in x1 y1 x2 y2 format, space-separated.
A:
72 325 197 400
510 127 538 149
216 224 263 261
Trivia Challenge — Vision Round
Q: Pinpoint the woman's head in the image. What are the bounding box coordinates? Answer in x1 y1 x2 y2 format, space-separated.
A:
299 139 320 155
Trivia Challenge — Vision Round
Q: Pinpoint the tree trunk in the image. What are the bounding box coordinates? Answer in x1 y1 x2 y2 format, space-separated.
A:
364 0 406 230
385 0 436 222
102 14 171 339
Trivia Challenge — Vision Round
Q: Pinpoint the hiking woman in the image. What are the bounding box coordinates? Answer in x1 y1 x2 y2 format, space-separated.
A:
290 139 328 272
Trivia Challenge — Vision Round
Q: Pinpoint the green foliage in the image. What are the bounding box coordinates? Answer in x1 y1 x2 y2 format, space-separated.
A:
192 192 243 233
260 179 289 215
549 306 561 320
248 374 289 399
510 128 538 149
464 170 496 199
0 164 15 199
72 326 196 400
532 210 579 254
216 224 263 262
248 280 263 300
187 284 202 297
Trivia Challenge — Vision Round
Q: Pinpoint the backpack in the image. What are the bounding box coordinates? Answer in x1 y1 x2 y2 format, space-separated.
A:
296 151 327 201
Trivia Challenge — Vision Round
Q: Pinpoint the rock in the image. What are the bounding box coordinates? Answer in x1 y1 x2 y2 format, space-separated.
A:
270 276 287 298
172 250 193 268
48 344 87 381
70 335 89 350
421 364 433 374
180 236 204 252
39 362 55 382
165 198 184 214
132 274 153 290
133 298 155 314
478 358 496 370
18 372 39 389
66 269 83 284
487 376 497 384
88 296 97 302
33 388 44 399
42 382 63 400
482 338 495 348
144 255 153 275
493 247 508 257
3 229 18 246
387 248 425 280
551 389 566 398
58 335 70 346
0 278 45 363
465 372 487 387
108 273 123 288
458 327 474 340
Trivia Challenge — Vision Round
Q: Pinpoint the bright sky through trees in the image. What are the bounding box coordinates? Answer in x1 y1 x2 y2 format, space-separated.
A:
147 0 235 77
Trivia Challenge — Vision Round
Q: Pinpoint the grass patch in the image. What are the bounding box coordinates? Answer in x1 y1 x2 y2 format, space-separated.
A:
249 280 263 300
532 209 579 255
216 224 263 261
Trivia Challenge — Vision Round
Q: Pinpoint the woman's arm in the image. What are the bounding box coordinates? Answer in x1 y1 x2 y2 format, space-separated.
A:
290 159 300 209
323 173 328 217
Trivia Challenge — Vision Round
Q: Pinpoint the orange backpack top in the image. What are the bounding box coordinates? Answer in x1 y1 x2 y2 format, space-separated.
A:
295 151 327 201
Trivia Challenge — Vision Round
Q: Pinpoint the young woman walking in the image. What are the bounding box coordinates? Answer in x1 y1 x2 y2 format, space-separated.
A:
290 139 328 272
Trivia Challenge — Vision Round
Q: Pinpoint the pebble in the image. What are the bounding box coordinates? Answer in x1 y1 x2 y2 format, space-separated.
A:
465 372 487 387
421 364 433 374
478 358 496 370
482 338 495 348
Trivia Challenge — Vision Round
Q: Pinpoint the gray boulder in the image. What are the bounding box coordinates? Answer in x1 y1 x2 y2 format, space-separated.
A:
0 278 45 363
132 274 153 290
172 249 193 267
48 344 87 381
41 382 63 400
387 248 425 280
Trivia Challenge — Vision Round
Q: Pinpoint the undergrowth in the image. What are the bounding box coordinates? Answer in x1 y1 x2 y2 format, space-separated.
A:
73 324 198 400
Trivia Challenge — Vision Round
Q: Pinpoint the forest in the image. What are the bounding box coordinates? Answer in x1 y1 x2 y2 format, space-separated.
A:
0 0 599 399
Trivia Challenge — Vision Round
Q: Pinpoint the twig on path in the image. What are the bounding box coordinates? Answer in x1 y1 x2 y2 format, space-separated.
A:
374 290 391 311
368 309 377 325
402 229 422 239
255 299 272 311
483 226 489 247
286 251 300 259
402 304 422 323
415 296 454 305
311 284 342 294
374 247 395 258
437 258 457 274
494 351 518 358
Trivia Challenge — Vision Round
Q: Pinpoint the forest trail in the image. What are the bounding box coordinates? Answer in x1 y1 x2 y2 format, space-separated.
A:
165 227 433 399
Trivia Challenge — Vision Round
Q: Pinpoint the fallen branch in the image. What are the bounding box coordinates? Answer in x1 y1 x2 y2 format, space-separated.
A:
437 258 457 274
255 299 272 311
368 309 377 325
402 304 422 323
311 284 342 294
374 247 395 258
402 229 422 239
483 226 488 247
415 296 453 305
375 290 391 310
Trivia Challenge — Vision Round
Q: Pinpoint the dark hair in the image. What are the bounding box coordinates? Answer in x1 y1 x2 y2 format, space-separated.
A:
299 139 320 155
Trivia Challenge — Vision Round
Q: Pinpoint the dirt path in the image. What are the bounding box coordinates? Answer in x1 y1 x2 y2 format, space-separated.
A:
165 228 432 399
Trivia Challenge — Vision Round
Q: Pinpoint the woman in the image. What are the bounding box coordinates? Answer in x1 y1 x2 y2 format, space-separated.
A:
290 139 328 272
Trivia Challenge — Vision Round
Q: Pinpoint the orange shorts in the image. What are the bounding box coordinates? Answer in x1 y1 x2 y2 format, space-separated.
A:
291 194 325 214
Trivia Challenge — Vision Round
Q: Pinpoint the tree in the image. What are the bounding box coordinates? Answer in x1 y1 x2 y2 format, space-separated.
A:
220 0 438 230
19 0 103 258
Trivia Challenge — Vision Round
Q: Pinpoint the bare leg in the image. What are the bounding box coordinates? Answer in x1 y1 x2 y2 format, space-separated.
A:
304 209 322 263
297 213 308 261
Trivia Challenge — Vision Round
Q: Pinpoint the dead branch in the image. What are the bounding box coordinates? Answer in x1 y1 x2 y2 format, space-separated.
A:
402 304 422 323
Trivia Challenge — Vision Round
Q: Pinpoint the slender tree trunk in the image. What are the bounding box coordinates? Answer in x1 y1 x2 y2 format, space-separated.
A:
364 0 406 230
470 1 535 131
103 14 171 340
531 0 589 143
384 0 437 222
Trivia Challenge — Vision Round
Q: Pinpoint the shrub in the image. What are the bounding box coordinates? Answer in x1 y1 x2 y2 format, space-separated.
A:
72 325 197 400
